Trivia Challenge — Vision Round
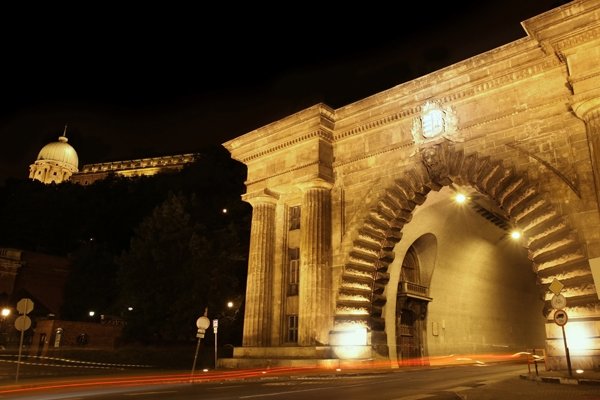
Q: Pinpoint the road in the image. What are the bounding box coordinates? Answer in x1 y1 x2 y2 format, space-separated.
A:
1 363 599 400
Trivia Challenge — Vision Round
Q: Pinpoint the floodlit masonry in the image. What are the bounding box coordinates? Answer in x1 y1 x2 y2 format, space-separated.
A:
29 130 198 186
223 0 600 372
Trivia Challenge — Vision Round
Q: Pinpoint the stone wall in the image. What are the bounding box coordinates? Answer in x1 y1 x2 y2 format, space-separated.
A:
224 0 600 370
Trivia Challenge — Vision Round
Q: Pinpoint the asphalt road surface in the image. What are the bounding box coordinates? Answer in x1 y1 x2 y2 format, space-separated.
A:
1 363 599 400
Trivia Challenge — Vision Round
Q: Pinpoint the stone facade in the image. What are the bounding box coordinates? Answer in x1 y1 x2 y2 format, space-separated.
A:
224 0 600 371
69 153 199 185
30 319 123 357
29 134 79 184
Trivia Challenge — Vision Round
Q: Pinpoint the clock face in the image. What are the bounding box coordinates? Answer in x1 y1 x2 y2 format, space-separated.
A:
551 293 567 310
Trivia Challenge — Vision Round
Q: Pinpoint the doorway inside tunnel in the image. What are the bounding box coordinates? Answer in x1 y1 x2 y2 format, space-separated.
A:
389 186 546 364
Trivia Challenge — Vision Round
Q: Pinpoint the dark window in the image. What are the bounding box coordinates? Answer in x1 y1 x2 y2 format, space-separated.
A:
401 247 419 283
288 248 299 296
286 315 298 343
76 333 89 345
289 206 301 230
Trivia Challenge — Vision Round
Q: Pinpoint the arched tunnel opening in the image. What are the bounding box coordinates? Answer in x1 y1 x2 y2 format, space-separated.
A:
385 186 546 365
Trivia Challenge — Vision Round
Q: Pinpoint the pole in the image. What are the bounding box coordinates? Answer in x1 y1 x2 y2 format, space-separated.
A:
214 328 218 369
15 325 25 383
190 336 202 382
561 325 573 377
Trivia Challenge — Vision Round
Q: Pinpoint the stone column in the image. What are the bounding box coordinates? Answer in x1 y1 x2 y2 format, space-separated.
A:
242 194 277 347
298 180 333 346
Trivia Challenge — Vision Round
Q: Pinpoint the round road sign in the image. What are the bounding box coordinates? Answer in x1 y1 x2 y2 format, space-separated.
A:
16 298 34 315
554 309 568 326
551 293 567 310
196 316 210 330
15 315 32 331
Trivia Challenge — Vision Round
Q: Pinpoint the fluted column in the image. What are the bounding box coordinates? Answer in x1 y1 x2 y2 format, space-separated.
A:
298 180 333 346
242 195 277 347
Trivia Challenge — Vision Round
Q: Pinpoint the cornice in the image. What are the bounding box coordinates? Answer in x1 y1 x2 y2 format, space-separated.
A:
334 110 417 141
224 103 336 153
461 96 566 131
569 69 600 85
245 161 320 186
334 56 563 143
333 141 414 168
555 25 600 51
334 95 568 170
240 129 333 163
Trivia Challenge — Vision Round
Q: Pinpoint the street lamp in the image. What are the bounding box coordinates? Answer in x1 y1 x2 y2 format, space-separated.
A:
454 193 467 204
0 308 10 346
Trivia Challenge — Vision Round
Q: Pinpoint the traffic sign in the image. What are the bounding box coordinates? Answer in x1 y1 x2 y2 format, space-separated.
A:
16 298 34 315
554 309 568 326
549 279 564 295
551 293 567 310
15 315 32 331
196 316 210 330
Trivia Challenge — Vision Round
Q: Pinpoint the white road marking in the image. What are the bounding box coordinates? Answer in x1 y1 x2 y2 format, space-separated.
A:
210 385 246 389
124 390 179 396
392 394 435 400
239 382 367 398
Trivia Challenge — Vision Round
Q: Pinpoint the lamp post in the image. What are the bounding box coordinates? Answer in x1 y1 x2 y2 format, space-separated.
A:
213 319 218 369
0 308 10 346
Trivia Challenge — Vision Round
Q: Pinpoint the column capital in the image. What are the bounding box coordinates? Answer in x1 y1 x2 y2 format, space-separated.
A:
297 178 333 192
572 95 600 122
242 188 279 206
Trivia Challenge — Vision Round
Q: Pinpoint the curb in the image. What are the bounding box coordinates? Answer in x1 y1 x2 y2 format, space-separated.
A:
520 374 600 385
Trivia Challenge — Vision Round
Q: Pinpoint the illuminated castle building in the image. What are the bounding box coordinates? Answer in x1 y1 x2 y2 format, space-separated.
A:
28 129 79 184
29 129 198 185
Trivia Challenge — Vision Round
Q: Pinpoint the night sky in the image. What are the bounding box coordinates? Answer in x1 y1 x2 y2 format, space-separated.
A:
0 1 567 185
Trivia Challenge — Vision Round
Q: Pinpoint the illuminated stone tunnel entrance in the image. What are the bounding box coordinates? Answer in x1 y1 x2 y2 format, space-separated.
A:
392 197 546 366
334 144 569 367
223 2 600 371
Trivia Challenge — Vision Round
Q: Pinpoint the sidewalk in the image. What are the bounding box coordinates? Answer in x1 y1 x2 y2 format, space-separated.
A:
520 369 600 385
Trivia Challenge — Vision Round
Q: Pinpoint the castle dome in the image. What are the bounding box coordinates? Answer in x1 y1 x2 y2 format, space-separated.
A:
37 134 79 169
29 128 80 184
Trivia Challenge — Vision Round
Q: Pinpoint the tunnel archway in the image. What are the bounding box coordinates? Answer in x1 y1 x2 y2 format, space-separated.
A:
334 143 597 362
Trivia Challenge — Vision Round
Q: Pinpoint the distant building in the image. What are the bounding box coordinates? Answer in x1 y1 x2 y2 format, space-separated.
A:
69 153 199 185
0 247 70 316
29 129 199 185
28 132 79 184
31 319 124 357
